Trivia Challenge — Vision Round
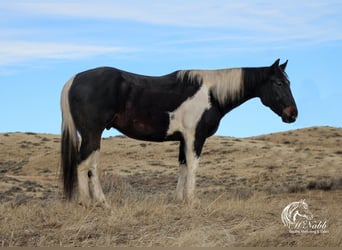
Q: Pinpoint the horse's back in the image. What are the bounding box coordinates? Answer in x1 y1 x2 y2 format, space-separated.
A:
65 66 202 140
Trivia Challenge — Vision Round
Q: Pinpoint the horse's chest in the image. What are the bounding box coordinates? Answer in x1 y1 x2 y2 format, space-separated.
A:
167 86 211 136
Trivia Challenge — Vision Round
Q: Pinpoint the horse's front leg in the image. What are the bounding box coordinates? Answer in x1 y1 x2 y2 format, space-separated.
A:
175 140 187 201
185 134 207 204
177 134 205 204
183 149 199 204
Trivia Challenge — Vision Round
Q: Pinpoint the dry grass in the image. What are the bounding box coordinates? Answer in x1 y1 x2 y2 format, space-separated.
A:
1 188 341 247
0 126 341 246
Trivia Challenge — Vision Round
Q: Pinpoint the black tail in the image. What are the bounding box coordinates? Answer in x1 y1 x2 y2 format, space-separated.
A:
60 77 78 200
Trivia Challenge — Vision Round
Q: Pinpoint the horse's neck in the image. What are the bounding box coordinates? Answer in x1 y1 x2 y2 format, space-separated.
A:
218 67 270 114
242 67 270 97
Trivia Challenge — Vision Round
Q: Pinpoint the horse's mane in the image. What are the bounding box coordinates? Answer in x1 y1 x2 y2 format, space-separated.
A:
177 68 244 106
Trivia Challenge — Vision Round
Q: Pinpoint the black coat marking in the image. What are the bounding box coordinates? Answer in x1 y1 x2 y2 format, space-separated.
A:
60 59 298 202
69 67 201 142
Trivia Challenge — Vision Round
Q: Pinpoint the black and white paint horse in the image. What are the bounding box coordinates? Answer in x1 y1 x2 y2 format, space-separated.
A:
61 59 297 206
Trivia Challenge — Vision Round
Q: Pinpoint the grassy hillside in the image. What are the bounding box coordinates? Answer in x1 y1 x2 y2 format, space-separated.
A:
0 126 341 246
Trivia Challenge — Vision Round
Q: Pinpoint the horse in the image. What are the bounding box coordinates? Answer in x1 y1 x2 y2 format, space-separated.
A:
60 59 298 207
281 199 313 228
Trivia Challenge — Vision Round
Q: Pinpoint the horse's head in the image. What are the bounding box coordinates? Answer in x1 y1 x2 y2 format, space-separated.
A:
258 59 298 123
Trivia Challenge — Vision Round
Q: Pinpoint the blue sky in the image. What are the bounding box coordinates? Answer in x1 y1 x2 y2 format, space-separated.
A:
0 1 341 138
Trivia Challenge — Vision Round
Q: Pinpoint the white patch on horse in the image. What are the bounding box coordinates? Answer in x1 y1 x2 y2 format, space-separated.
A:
177 68 243 106
77 159 91 206
175 163 187 201
167 85 209 202
184 150 199 202
166 84 211 136
77 150 108 207
89 150 108 206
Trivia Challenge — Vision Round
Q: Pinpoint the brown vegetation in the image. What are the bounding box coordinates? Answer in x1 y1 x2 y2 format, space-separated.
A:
0 126 341 246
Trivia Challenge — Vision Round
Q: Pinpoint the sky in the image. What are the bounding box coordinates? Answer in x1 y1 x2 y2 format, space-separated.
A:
0 1 341 138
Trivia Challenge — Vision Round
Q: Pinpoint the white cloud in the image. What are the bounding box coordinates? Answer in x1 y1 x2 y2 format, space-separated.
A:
3 0 341 40
1 1 341 67
0 41 132 66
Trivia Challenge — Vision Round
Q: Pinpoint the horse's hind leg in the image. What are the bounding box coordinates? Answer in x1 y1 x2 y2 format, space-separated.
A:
88 150 108 207
78 132 108 207
77 157 91 207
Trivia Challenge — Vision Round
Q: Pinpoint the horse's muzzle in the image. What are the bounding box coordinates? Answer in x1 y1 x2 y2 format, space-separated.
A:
282 106 298 123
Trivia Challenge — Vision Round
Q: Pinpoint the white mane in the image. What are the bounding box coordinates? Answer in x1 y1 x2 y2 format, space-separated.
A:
177 68 244 106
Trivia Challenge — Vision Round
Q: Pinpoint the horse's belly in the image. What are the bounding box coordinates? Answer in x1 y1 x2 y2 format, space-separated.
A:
110 111 170 141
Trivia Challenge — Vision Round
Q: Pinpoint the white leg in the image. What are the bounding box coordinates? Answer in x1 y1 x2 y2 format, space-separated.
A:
77 150 108 207
184 153 199 203
89 150 108 207
175 163 187 201
77 161 91 207
181 134 199 204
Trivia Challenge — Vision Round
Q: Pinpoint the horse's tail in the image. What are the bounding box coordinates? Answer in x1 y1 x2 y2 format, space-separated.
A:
60 76 78 200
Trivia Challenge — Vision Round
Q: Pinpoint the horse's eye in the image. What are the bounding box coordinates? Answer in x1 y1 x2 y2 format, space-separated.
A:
276 81 283 86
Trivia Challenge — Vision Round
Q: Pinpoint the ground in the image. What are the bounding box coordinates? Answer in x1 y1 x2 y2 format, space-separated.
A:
0 126 341 246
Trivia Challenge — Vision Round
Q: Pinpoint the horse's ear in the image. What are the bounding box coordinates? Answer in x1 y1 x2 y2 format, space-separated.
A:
280 60 288 71
271 59 280 72
271 58 280 68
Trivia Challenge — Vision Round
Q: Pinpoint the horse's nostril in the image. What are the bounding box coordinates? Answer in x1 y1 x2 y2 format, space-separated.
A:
282 106 298 123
